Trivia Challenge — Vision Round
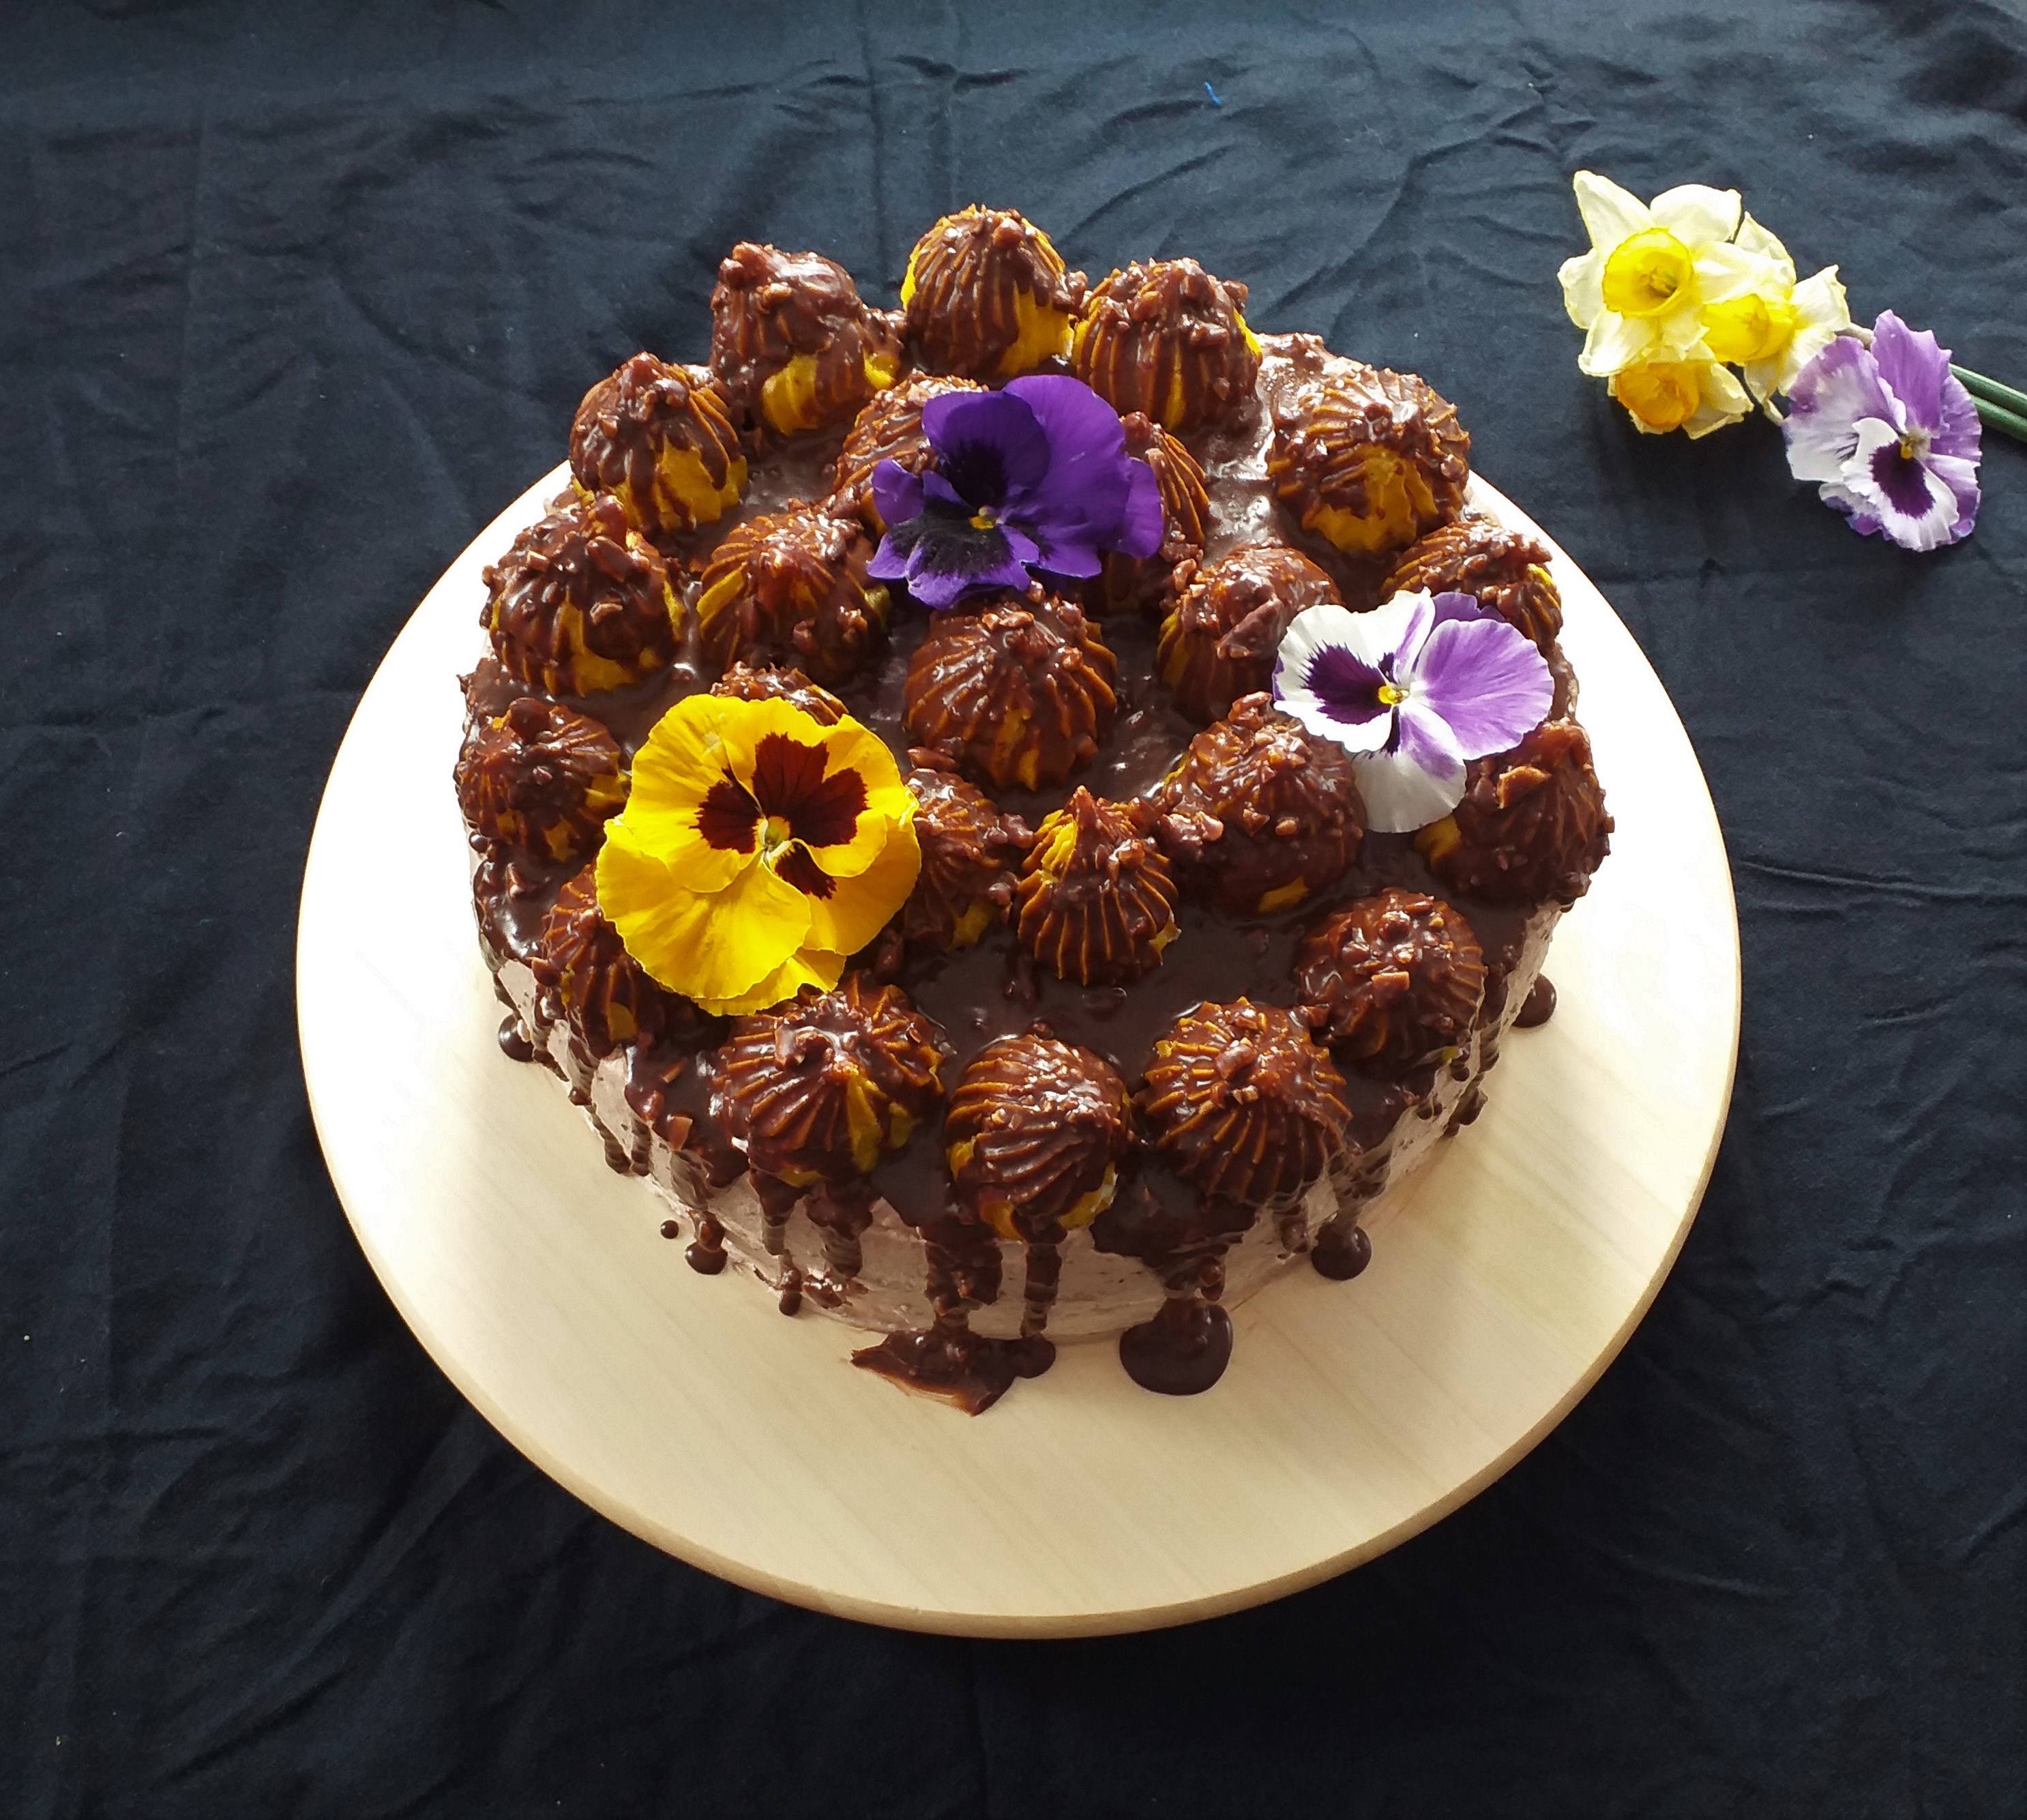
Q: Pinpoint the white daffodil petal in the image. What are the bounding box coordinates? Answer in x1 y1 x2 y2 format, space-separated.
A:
1733 213 1797 282
1681 359 1754 438
1558 251 1605 329
1571 170 1653 251
1695 239 1781 304
1578 310 1657 377
1354 748 1468 836
1650 182 1742 248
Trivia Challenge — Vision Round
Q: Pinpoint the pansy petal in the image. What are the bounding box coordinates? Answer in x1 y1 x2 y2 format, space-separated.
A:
1430 589 1496 628
617 698 757 893
1782 338 1895 482
1003 373 1136 542
1402 616 1555 759
1033 537 1104 579
1929 450 1981 539
1116 458 1166 559
713 946 848 1017
1276 685 1395 754
870 460 924 533
1934 368 1984 467
1844 417 1962 552
803 821 923 957
1868 310 1950 435
1649 182 1741 248
597 836 812 1008
1288 594 1433 676
788 715 915 877
1000 522 1042 566
921 469 970 512
1571 171 1653 251
923 387 1051 501
1352 745 1469 836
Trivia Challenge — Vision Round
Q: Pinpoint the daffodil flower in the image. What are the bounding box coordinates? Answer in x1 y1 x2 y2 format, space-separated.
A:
1608 353 1754 440
596 695 920 1015
1558 171 1768 379
1700 213 1851 415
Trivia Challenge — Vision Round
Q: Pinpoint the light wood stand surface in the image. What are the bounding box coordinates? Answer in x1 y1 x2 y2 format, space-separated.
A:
297 467 1739 1637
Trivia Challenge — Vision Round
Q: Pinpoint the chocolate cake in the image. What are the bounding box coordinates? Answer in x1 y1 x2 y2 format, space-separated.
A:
458 212 1611 1413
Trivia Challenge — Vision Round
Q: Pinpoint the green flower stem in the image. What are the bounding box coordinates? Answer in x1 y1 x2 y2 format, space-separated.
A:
1970 396 2027 447
1951 364 2027 419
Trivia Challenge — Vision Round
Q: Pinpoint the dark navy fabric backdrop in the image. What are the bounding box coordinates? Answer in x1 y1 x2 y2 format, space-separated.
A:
3 2 2022 1813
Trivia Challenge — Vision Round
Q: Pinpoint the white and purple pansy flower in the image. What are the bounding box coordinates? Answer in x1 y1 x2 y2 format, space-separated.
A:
867 375 1165 608
1272 589 1556 833
1781 311 1982 553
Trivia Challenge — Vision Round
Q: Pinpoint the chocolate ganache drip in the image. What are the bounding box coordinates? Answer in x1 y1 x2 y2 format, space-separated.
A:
482 493 680 696
1014 788 1179 987
694 505 889 686
903 591 1118 791
1268 359 1470 559
1294 887 1486 1078
1418 720 1612 906
901 205 1086 380
1157 543 1342 724
1385 515 1564 653
454 696 627 865
829 373 983 534
899 751 1033 952
709 242 904 439
1086 412 1209 618
1153 692 1367 915
568 353 747 544
1071 258 1260 432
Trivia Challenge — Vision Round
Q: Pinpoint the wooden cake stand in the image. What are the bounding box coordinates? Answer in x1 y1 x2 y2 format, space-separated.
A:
297 466 1739 1637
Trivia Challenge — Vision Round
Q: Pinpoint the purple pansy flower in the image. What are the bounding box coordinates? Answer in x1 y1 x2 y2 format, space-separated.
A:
866 375 1164 608
1273 589 1555 832
1782 311 1982 552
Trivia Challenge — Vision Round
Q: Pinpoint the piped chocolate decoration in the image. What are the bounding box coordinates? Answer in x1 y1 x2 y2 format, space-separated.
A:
1157 543 1342 724
531 863 671 1059
1137 999 1350 1214
709 661 846 726
945 1033 1134 1240
454 696 627 864
1417 720 1612 906
482 493 680 695
694 506 889 686
900 751 1032 951
711 973 950 1194
1385 516 1564 653
1268 359 1470 558
568 353 747 543
1088 413 1209 617
1294 887 1486 1078
1071 258 1260 432
1014 789 1179 986
902 593 1119 790
1153 692 1367 915
709 242 904 437
830 373 983 533
901 205 1086 379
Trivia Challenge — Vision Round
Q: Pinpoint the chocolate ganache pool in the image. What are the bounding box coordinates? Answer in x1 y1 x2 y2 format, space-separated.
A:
454 207 1612 1413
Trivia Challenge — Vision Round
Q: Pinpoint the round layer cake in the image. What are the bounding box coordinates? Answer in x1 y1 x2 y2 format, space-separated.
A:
455 209 1612 1413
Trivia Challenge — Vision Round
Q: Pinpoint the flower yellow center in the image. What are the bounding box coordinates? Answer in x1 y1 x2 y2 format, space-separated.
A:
1601 227 1696 319
971 508 996 531
1700 291 1797 364
1377 681 1407 707
1898 428 1930 462
1609 361 1702 433
760 813 796 858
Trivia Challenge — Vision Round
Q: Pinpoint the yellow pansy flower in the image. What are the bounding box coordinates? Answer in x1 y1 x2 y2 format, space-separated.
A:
1700 212 1851 415
595 695 920 1016
1558 171 1769 378
1608 355 1753 440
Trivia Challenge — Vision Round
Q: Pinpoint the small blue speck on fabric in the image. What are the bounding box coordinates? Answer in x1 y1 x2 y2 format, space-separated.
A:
1204 80 1222 106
